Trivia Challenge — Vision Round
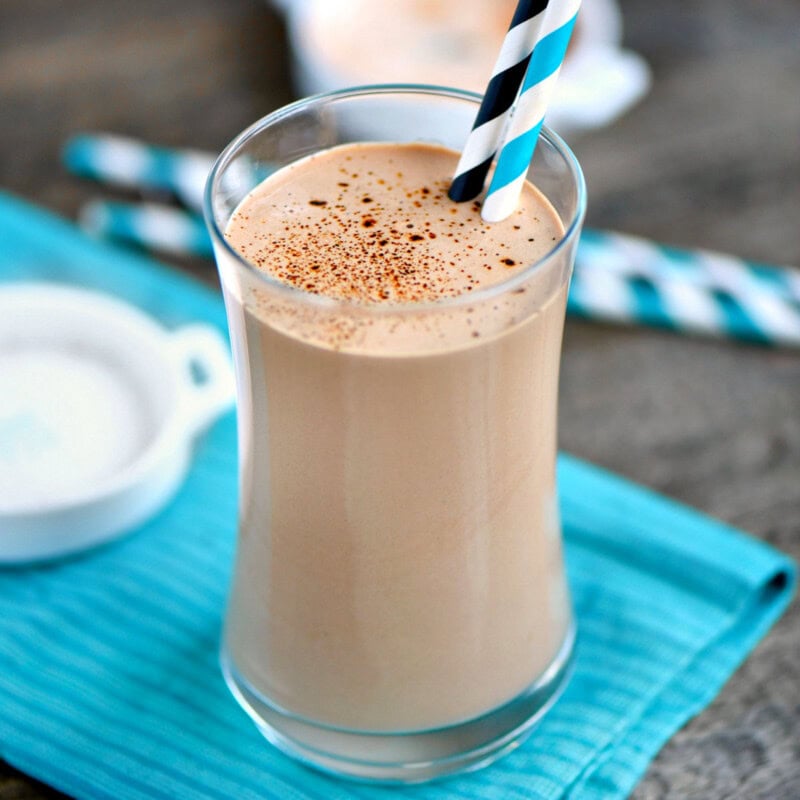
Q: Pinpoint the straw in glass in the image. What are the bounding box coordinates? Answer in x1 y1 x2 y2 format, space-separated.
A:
480 0 582 223
448 0 551 203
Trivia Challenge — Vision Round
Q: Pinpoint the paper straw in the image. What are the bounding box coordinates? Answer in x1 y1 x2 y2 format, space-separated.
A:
448 0 550 203
569 259 800 347
481 0 581 222
578 229 800 305
64 134 214 213
79 200 213 258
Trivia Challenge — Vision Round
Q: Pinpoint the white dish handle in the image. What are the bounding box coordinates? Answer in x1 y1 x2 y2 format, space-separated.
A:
168 324 236 435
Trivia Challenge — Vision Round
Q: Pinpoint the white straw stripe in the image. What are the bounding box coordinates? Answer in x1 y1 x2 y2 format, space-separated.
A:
538 0 581 39
572 269 635 318
698 251 772 300
734 286 800 342
577 238 629 274
503 70 561 141
781 266 800 300
656 280 723 335
592 234 703 286
171 152 215 213
494 14 550 74
481 174 529 223
657 241 800 304
453 116 508 173
89 137 151 188
131 204 200 251
601 234 666 278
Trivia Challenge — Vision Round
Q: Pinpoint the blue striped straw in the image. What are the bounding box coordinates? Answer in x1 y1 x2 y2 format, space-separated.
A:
482 0 581 222
570 255 800 347
79 200 213 258
64 134 214 214
448 0 550 202
578 229 800 306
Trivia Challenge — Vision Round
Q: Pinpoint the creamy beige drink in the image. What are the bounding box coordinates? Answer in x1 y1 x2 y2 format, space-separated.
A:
220 142 572 732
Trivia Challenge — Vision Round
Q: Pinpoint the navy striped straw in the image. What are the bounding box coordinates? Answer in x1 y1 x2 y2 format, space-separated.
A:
448 0 550 203
482 0 581 221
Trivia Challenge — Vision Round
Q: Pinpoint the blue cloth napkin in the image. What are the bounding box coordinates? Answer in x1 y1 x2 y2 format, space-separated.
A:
0 192 795 800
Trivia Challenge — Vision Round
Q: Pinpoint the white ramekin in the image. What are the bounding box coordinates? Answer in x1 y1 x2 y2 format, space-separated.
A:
0 283 235 563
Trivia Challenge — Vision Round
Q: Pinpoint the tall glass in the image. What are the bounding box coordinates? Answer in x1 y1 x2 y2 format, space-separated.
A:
205 86 586 782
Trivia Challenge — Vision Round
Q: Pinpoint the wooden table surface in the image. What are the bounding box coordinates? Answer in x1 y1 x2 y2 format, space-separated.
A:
1 1 798 797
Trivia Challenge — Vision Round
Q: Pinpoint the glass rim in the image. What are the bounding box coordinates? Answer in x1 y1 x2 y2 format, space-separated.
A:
204 83 587 314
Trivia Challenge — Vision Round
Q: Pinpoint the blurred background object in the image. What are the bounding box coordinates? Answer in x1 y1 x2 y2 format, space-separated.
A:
281 0 650 135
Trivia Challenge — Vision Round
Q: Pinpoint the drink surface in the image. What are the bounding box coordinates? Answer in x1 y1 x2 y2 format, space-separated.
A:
221 141 573 732
224 142 563 305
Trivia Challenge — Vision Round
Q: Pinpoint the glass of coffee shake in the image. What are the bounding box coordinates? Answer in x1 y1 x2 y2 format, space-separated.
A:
205 85 586 782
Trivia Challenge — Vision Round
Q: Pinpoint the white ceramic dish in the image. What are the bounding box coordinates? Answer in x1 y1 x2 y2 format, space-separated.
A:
0 283 235 564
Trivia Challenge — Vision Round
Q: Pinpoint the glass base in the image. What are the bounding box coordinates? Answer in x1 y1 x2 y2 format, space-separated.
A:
220 624 576 784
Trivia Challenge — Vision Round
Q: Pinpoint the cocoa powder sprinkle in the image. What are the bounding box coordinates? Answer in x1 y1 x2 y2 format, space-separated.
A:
224 142 563 304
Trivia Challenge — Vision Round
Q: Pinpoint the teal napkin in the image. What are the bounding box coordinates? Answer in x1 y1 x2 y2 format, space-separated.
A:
0 192 795 800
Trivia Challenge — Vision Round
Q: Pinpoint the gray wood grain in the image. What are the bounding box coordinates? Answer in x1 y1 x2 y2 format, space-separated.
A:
1 0 798 797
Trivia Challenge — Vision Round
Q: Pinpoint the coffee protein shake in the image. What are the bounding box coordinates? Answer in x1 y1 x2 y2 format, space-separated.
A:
222 142 572 732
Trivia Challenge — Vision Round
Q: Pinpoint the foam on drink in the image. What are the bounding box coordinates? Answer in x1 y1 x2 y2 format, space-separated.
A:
226 142 561 303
